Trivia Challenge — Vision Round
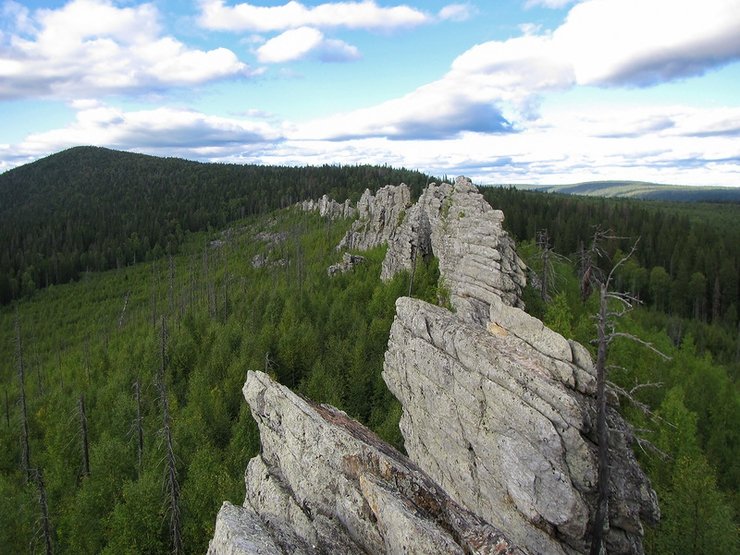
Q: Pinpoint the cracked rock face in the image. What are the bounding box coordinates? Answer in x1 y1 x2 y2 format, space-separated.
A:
383 297 659 555
337 184 412 252
208 371 524 555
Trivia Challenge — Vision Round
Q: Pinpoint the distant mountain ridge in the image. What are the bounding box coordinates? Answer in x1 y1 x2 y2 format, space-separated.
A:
500 180 740 202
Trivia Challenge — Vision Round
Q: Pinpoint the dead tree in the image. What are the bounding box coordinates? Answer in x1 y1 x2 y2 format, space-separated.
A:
32 467 53 555
133 380 144 473
5 389 10 428
157 318 183 554
535 229 569 301
168 255 175 317
585 233 669 555
15 311 31 483
78 395 90 478
118 290 130 329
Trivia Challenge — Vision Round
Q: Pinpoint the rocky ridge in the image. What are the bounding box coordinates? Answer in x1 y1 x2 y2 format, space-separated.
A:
379 177 526 323
336 183 411 252
298 195 356 220
211 178 658 554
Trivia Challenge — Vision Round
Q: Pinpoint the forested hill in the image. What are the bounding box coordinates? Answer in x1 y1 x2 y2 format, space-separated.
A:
507 180 740 202
0 146 432 303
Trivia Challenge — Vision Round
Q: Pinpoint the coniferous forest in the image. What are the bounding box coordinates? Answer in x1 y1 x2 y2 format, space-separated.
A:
0 148 738 553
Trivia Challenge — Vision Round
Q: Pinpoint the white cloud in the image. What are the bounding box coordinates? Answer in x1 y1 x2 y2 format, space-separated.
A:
257 27 323 63
198 0 430 32
13 104 281 159
0 0 252 100
256 27 360 63
3 102 740 187
555 0 740 86
525 0 578 9
288 0 740 142
438 3 475 22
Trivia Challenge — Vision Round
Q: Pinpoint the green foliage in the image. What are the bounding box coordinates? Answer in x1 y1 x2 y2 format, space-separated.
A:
1 169 738 553
482 186 740 337
544 293 573 338
0 205 448 552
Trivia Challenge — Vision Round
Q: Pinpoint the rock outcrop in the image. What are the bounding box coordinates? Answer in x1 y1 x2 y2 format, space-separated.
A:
298 195 356 220
337 184 411 251
209 371 524 555
338 177 527 324
327 253 365 277
383 297 658 555
211 177 658 555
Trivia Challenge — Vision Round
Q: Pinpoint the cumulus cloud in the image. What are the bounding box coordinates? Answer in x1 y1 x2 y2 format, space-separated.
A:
256 27 360 63
13 104 281 160
0 0 252 100
290 0 740 141
555 0 740 86
198 0 429 32
3 101 740 187
290 77 515 141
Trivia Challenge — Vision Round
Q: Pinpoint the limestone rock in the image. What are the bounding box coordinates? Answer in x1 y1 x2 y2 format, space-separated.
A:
327 253 366 277
383 297 659 555
337 184 412 251
381 177 526 324
222 370 525 555
298 195 356 220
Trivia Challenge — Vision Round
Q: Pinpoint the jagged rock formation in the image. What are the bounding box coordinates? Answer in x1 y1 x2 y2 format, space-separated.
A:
339 177 527 324
209 371 524 555
337 184 411 251
383 297 658 555
298 195 356 220
327 253 366 277
211 177 658 555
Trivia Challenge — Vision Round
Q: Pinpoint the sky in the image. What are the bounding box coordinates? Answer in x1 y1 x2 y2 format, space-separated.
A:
1 0 740 186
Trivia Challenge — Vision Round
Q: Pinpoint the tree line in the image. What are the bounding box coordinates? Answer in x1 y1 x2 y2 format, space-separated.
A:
482 186 740 334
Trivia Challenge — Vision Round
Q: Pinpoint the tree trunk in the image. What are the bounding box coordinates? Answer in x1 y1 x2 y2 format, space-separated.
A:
34 468 53 555
590 283 610 555
158 318 183 554
134 380 144 472
78 394 90 478
15 312 32 483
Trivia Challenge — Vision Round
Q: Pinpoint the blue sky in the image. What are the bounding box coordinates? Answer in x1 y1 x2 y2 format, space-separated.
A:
1 0 739 186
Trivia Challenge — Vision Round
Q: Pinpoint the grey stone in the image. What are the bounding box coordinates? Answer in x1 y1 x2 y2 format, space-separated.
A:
383 297 659 555
298 195 356 220
327 253 366 276
208 502 283 555
226 370 525 555
380 177 527 324
337 184 412 251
